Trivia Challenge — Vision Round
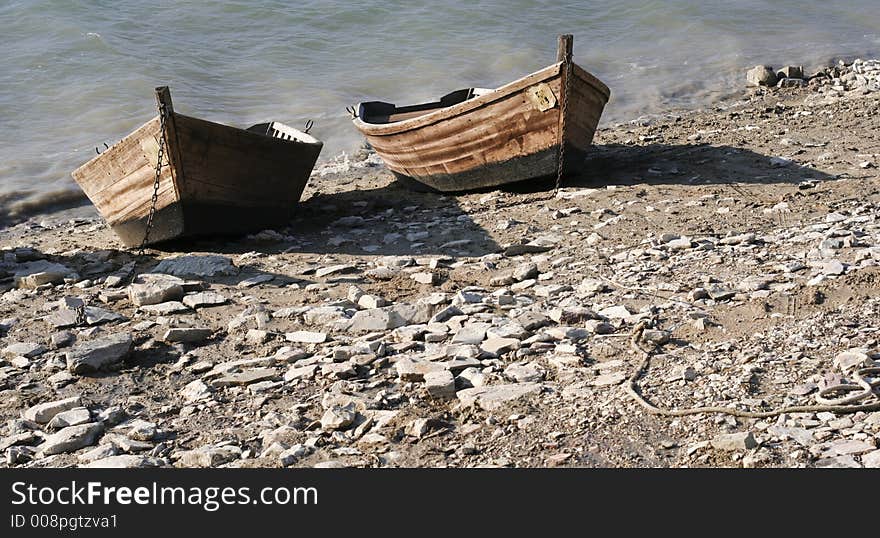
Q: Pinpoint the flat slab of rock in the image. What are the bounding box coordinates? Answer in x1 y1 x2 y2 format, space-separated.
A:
424 370 456 399
480 337 521 356
48 407 92 429
66 333 132 374
22 395 82 424
153 255 237 278
285 331 328 344
38 422 104 456
163 327 213 344
182 291 228 308
175 445 241 467
457 383 542 411
2 342 47 358
81 455 166 468
396 357 446 381
139 301 190 315
711 432 757 452
212 368 278 387
128 274 184 306
13 261 74 288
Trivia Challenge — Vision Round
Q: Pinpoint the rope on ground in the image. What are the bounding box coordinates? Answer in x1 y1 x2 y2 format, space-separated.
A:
625 320 880 418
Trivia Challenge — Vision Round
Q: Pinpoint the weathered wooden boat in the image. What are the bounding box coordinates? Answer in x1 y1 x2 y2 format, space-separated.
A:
352 35 610 192
72 86 323 247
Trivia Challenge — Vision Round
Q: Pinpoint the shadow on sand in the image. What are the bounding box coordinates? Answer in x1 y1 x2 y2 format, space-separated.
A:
501 142 837 193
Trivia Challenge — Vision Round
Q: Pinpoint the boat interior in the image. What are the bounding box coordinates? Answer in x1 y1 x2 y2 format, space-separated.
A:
246 121 321 145
358 87 495 124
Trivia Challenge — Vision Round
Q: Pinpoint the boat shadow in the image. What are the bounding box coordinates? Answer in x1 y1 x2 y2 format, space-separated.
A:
500 142 837 193
184 172 502 258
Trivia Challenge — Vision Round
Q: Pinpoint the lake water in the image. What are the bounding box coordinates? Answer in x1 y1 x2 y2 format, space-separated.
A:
2 0 880 217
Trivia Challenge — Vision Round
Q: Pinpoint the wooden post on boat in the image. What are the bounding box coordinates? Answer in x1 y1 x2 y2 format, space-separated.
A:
557 34 573 62
154 86 183 192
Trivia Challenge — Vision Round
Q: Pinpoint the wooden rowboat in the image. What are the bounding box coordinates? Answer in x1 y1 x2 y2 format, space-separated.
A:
72 86 323 247
352 35 610 192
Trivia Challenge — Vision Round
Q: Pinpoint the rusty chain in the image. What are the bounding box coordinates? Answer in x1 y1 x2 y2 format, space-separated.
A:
553 51 572 195
137 103 167 256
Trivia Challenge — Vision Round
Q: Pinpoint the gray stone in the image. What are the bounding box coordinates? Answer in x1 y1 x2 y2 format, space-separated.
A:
22 396 83 424
452 323 489 345
747 65 778 87
705 284 736 301
284 363 318 382
711 432 757 452
591 372 627 386
180 380 212 403
411 272 438 285
182 291 228 308
862 450 880 468
424 370 456 399
139 301 189 315
457 383 542 411
237 274 275 288
47 407 92 429
598 305 633 319
82 455 166 468
78 444 118 463
175 445 241 467
285 331 328 344
153 255 237 278
316 264 358 278
125 419 157 441
513 263 539 281
480 337 521 356
279 444 313 466
431 305 463 323
128 274 184 306
515 312 551 331
395 357 446 381
13 261 74 288
834 350 871 371
822 259 845 276
504 363 544 383
163 327 213 344
321 404 357 431
66 333 132 374
38 423 104 456
2 342 46 359
212 368 278 387
302 306 347 325
777 77 806 88
776 65 804 79
585 320 615 334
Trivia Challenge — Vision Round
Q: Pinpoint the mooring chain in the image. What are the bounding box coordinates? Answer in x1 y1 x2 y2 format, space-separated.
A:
138 103 167 256
626 321 880 418
553 51 573 195
74 302 87 327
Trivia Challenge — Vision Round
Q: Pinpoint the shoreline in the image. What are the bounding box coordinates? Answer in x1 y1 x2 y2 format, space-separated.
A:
2 60 880 468
2 53 872 227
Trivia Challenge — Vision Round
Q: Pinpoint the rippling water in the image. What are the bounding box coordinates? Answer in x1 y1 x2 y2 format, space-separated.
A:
2 0 880 216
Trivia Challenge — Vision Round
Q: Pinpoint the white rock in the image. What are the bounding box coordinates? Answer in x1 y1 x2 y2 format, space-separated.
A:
22 396 82 424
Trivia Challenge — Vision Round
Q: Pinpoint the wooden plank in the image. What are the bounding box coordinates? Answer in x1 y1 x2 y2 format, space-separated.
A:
557 34 573 62
173 114 321 208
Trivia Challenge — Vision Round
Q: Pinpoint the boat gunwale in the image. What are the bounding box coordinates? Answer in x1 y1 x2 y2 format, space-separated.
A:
72 112 322 180
353 61 610 136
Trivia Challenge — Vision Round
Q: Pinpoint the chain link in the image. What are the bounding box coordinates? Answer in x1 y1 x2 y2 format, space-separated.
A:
74 303 87 326
138 104 167 255
553 52 573 195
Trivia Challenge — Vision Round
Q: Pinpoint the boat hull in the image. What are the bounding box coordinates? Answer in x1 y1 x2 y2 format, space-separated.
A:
72 90 322 247
353 62 609 192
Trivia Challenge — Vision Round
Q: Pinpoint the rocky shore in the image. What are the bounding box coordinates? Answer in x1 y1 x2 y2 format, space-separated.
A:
2 59 880 468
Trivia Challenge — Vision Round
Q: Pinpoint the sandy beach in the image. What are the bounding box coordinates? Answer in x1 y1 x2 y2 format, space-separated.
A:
2 60 880 469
